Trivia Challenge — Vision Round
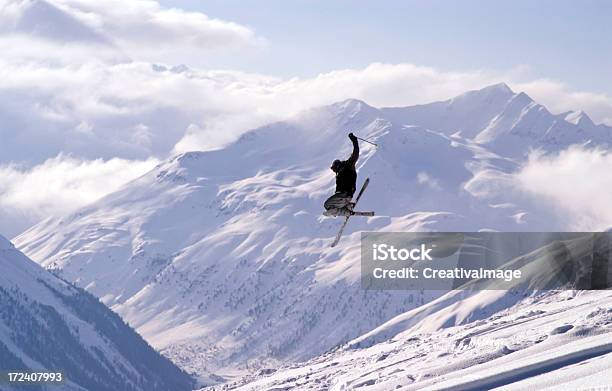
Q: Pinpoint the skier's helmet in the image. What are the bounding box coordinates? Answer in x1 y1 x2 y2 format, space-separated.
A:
331 159 342 173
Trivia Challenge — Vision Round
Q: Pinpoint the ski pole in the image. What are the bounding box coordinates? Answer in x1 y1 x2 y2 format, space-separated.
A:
356 136 378 147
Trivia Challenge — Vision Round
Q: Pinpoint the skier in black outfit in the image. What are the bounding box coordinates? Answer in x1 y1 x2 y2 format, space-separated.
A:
324 132 359 216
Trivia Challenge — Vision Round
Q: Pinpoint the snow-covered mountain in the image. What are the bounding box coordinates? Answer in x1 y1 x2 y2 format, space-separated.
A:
0 235 194 391
13 84 612 383
382 83 611 157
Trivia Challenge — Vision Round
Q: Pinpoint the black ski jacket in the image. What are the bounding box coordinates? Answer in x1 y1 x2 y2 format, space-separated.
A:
335 137 359 196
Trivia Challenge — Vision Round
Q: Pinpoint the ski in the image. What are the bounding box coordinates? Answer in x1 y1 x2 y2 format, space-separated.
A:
351 211 375 216
331 178 370 248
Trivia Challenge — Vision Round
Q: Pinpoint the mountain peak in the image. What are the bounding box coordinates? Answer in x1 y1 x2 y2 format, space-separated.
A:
295 98 377 124
484 82 514 94
565 110 595 128
332 98 374 113
312 98 381 128
470 82 515 97
514 91 534 104
453 82 516 104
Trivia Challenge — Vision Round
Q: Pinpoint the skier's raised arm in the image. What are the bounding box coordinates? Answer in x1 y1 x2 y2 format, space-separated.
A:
347 132 359 167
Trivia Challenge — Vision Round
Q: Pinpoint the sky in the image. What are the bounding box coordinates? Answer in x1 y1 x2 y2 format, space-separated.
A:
0 0 611 237
157 0 612 96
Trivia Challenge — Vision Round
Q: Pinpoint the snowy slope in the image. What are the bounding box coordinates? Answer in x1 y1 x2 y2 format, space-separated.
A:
213 289 612 391
13 84 612 383
15 102 453 382
218 236 612 389
0 235 194 391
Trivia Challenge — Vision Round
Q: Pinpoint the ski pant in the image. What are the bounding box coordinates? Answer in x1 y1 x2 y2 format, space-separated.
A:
324 192 352 211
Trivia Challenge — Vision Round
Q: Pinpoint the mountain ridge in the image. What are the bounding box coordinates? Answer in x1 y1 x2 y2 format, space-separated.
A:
0 234 194 391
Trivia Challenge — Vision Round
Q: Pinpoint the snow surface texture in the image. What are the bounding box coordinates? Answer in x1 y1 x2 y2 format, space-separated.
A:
213 290 611 390
0 235 193 391
14 83 612 385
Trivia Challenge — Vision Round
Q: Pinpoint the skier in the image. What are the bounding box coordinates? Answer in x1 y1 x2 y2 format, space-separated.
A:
324 132 359 216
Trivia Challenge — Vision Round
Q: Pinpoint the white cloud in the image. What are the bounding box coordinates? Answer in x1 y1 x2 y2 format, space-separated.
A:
0 155 158 236
171 63 612 151
0 0 259 63
515 147 612 231
2 58 612 161
55 0 259 58
1 61 610 236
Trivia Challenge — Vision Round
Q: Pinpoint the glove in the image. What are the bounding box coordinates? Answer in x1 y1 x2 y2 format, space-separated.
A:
348 132 357 141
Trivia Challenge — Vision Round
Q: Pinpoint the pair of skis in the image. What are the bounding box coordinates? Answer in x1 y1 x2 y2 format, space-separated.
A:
330 178 374 247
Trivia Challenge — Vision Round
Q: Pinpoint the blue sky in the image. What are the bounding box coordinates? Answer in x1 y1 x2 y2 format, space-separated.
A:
160 0 612 95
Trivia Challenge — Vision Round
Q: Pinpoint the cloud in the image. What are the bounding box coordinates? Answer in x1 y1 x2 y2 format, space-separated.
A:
173 63 612 151
2 58 612 161
54 0 259 59
0 0 259 63
515 147 612 230
0 155 158 236
1 61 611 236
